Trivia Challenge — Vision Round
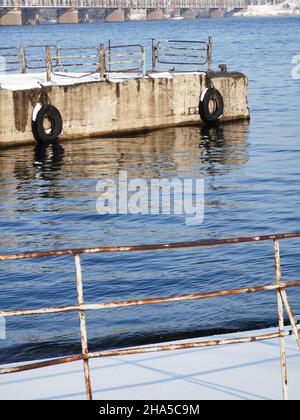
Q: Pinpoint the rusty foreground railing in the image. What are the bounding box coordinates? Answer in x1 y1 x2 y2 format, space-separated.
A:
0 232 300 400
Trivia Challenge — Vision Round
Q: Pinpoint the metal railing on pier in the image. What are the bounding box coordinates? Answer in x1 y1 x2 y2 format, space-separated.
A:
106 42 146 75
0 232 300 400
0 46 21 73
152 37 212 72
0 38 212 81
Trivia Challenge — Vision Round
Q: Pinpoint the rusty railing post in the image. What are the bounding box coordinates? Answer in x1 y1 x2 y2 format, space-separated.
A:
74 253 93 401
207 36 213 72
18 46 27 74
280 289 300 350
99 43 106 79
152 38 158 72
274 239 288 401
45 46 52 83
108 39 112 73
141 46 146 77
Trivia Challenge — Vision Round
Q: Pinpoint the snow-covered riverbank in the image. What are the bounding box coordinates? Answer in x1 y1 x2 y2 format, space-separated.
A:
234 3 300 17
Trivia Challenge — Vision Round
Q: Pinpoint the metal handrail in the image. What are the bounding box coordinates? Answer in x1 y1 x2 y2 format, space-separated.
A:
152 37 213 72
23 45 58 72
106 42 146 75
0 38 213 81
51 46 99 70
0 47 20 73
0 232 300 400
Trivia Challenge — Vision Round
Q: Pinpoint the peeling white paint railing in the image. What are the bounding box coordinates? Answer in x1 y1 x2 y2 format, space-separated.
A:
0 233 300 400
0 44 57 75
107 42 146 75
0 38 212 81
0 43 146 80
0 46 21 73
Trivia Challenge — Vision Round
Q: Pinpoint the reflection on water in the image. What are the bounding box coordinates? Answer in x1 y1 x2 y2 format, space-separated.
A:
10 122 249 180
33 141 65 174
2 123 250 218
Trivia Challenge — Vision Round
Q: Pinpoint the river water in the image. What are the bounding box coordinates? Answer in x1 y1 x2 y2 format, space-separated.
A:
0 17 300 363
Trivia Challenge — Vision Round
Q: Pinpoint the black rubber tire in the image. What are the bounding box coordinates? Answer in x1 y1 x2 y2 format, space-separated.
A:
32 105 63 145
199 88 224 125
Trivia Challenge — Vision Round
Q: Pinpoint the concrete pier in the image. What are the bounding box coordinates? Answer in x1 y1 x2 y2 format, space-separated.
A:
0 9 22 26
57 9 79 24
0 72 250 147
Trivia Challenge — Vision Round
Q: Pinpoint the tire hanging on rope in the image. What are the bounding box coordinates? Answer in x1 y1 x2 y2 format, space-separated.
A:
199 74 224 125
32 104 63 145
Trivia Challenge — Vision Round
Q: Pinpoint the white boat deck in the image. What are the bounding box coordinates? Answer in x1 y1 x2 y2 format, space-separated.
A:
0 328 299 400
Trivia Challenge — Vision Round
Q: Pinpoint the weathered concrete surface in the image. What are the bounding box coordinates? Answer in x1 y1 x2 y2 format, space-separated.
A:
0 72 250 147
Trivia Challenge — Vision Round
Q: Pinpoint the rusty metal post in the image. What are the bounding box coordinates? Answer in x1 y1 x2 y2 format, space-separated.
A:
108 39 111 73
74 253 93 401
274 239 288 400
152 38 158 72
45 46 52 83
141 46 146 77
99 43 106 79
207 36 212 72
18 46 26 74
280 289 300 350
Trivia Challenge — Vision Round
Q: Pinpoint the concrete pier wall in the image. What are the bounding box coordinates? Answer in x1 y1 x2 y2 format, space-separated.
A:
0 73 249 147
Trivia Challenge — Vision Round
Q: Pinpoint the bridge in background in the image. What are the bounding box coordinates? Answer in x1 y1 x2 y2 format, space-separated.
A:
0 0 246 25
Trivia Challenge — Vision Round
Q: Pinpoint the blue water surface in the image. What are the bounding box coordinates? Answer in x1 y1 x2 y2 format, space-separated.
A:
0 17 300 363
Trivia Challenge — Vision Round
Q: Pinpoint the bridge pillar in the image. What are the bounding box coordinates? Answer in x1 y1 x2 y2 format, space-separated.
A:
105 9 126 22
147 9 166 21
181 8 197 19
57 9 79 24
0 9 22 26
209 8 225 18
22 9 40 25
